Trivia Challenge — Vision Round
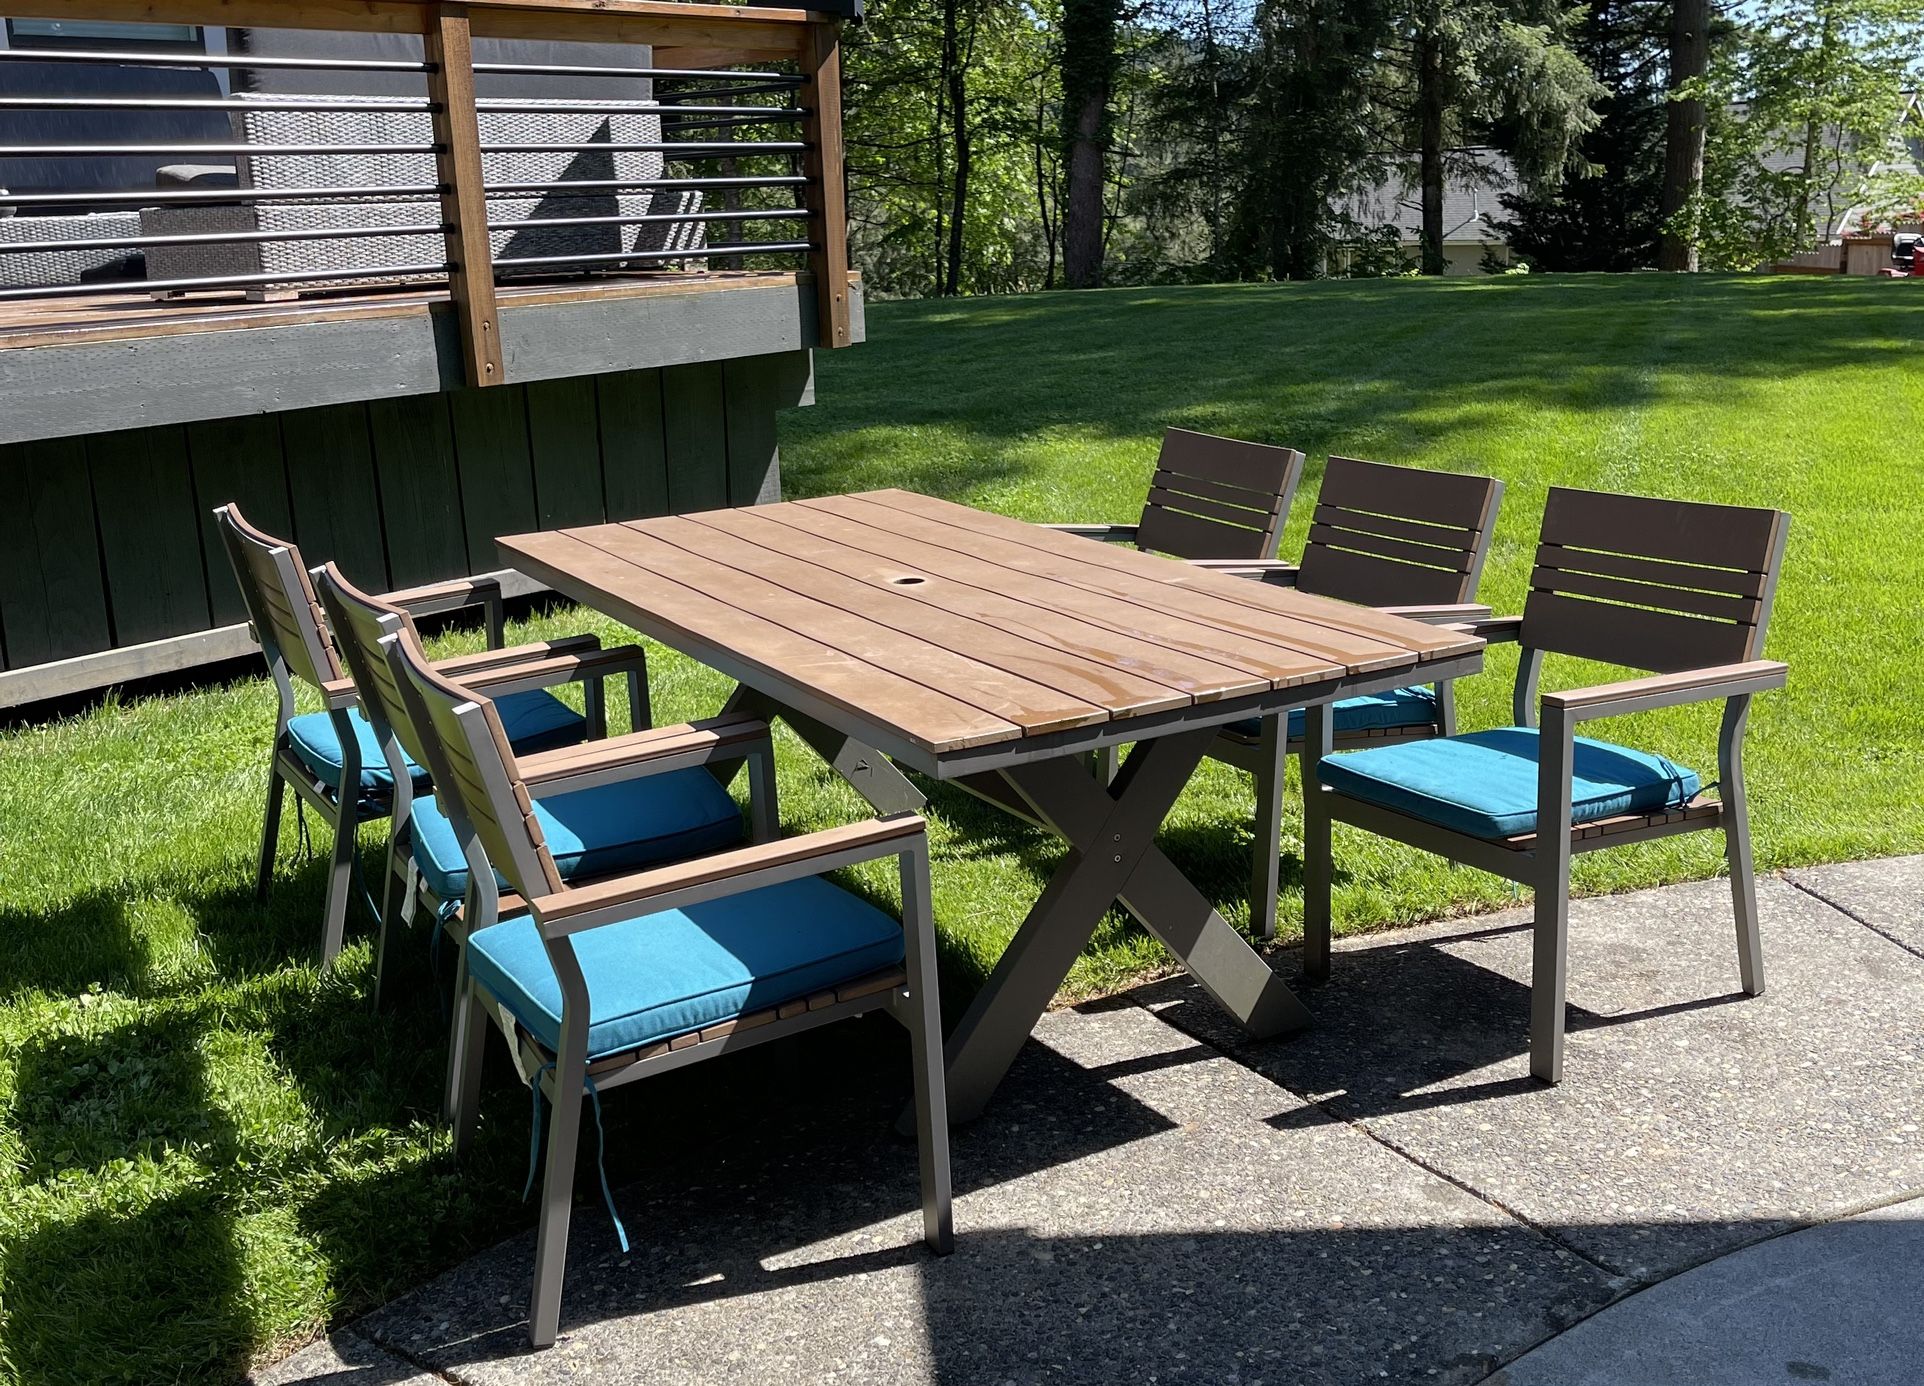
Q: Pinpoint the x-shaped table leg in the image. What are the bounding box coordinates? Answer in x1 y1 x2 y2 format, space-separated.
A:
938 725 1313 1124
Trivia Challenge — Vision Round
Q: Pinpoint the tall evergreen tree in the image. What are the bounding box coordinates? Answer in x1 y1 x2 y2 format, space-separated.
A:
1499 0 1669 269
1372 0 1604 274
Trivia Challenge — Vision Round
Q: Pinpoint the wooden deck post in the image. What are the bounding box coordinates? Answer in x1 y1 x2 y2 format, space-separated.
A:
424 2 506 387
798 20 851 350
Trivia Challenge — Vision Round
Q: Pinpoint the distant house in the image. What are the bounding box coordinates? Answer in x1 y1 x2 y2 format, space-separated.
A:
1335 149 1517 276
1745 89 1923 242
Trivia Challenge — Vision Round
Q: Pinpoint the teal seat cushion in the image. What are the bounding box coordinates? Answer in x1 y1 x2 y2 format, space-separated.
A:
287 691 585 797
1316 727 1701 840
1227 687 1439 742
466 876 906 1060
410 769 743 900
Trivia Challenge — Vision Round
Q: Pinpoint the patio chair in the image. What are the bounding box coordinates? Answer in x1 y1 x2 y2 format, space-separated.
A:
1044 427 1307 559
215 503 644 969
314 561 773 1018
1202 456 1504 940
384 627 953 1348
1301 487 1790 1083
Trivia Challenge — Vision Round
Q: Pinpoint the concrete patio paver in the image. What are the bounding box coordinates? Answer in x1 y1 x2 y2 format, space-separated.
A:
350 1003 1613 1385
1139 874 1924 1280
1787 855 1924 959
253 859 1924 1384
1487 1194 1924 1386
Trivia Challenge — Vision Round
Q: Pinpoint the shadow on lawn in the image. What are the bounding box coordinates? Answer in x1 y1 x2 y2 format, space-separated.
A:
786 275 1924 505
0 889 152 1002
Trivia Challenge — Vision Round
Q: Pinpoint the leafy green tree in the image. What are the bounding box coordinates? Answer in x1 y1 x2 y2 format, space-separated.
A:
1677 0 1923 266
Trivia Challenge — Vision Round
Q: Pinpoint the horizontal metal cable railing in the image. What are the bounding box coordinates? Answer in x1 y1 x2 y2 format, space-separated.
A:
0 0 852 376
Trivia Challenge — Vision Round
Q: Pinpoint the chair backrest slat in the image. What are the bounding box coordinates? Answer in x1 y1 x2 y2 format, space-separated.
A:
314 563 433 773
1521 487 1789 673
1132 427 1305 560
214 503 341 687
386 630 565 900
1296 456 1503 608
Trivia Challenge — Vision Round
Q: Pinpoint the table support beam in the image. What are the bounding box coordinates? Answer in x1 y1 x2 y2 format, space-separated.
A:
716 684 927 816
933 726 1312 1125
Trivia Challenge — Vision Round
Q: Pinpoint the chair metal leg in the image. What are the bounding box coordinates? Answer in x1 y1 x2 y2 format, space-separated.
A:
320 713 362 971
900 843 954 1255
528 1012 589 1349
256 751 287 902
1721 696 1764 996
747 741 780 845
1530 710 1576 1084
627 663 651 733
583 676 608 741
1248 716 1285 944
372 836 410 1011
442 944 476 1122
449 973 489 1157
1435 681 1459 738
1093 744 1121 787
1300 705 1334 982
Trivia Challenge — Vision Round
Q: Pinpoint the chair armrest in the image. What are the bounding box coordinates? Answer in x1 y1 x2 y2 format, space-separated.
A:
1442 613 1523 643
1377 602 1493 626
1187 559 1300 586
1042 523 1142 545
455 643 649 699
530 814 928 937
384 575 506 647
320 677 361 711
519 714 771 792
1542 660 1789 722
431 634 599 678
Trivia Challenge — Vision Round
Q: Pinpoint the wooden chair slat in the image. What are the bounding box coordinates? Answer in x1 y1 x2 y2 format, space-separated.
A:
1536 543 1769 598
1317 456 1501 528
1295 545 1475 608
1156 427 1304 495
1151 467 1288 513
1521 590 1758 672
1528 564 1762 625
1306 522 1476 573
1538 486 1784 572
1136 502 1280 559
1310 502 1480 550
1143 484 1275 530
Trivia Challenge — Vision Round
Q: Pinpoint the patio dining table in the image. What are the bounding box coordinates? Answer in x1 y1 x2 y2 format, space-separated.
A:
498 489 1485 1123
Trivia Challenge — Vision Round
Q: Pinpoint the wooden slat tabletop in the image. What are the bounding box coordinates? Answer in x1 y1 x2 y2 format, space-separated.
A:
499 490 1484 763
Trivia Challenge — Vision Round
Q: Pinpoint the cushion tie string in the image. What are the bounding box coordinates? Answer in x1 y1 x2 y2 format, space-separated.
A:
521 1062 630 1254
585 1075 630 1254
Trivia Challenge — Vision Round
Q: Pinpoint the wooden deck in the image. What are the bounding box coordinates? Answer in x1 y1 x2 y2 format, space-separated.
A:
0 267 861 447
0 268 828 352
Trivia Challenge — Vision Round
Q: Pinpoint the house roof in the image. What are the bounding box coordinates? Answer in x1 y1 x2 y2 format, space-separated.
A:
1340 149 1516 245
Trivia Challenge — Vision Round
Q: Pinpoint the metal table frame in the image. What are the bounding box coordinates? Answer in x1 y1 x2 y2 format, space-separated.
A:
721 649 1483 1124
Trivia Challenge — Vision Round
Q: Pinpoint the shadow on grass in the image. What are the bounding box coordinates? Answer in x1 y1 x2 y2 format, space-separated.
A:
785 275 1924 506
0 889 151 1002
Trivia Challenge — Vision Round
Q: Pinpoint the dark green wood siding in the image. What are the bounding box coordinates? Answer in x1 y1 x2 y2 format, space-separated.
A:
0 352 802 697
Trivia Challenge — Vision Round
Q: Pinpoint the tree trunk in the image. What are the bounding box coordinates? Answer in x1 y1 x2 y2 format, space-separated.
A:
1658 0 1709 272
1417 27 1447 277
1060 0 1120 288
1035 77 1058 289
932 0 955 293
944 12 972 296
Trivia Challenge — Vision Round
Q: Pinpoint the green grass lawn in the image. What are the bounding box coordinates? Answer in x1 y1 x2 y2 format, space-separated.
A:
2 274 1920 1382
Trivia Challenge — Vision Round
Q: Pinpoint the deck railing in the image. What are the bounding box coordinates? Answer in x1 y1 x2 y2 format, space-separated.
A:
0 0 850 386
